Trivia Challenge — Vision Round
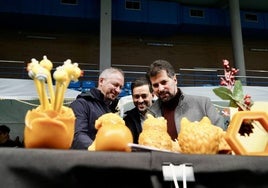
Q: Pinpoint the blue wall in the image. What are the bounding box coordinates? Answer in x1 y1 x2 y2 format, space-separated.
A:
0 0 99 18
146 0 179 24
0 0 267 34
113 0 179 24
240 11 266 29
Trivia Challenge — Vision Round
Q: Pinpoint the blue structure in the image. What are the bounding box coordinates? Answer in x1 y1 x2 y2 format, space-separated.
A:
68 81 81 91
0 0 267 36
81 81 96 92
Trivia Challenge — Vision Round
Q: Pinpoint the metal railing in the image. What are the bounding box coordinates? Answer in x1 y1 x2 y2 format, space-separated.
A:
1 59 268 88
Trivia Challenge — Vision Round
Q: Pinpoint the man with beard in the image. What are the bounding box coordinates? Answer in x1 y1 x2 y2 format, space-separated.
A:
123 77 154 143
70 67 124 149
146 59 226 141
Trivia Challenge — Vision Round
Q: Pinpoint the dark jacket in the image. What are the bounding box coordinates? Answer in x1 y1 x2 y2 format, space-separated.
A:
123 107 142 144
70 88 118 149
0 139 19 147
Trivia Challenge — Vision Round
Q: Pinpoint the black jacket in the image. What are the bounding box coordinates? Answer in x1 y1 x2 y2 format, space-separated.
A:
123 107 142 144
70 88 118 149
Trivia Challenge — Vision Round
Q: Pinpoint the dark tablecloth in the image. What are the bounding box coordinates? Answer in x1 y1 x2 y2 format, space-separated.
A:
0 148 267 188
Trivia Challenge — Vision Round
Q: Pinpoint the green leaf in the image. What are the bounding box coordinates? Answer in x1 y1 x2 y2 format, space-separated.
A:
232 80 244 101
229 100 239 108
213 87 233 100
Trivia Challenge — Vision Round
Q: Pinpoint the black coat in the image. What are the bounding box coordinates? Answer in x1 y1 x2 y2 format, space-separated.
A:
70 88 118 149
123 107 142 144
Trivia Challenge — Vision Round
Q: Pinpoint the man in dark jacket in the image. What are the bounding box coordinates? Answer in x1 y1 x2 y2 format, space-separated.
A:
70 67 124 149
0 125 23 147
123 77 154 143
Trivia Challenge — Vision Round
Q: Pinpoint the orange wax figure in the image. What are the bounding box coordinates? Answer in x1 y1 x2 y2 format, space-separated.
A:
24 56 82 149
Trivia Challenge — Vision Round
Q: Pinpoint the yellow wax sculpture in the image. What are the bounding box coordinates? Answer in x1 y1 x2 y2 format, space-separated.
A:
88 113 133 152
225 111 268 156
24 56 83 149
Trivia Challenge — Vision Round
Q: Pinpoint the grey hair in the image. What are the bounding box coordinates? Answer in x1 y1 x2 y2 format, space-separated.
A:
99 67 124 79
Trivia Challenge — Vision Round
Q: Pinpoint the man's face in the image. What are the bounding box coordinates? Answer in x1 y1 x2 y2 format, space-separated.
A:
150 70 177 102
99 73 124 101
132 84 153 114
